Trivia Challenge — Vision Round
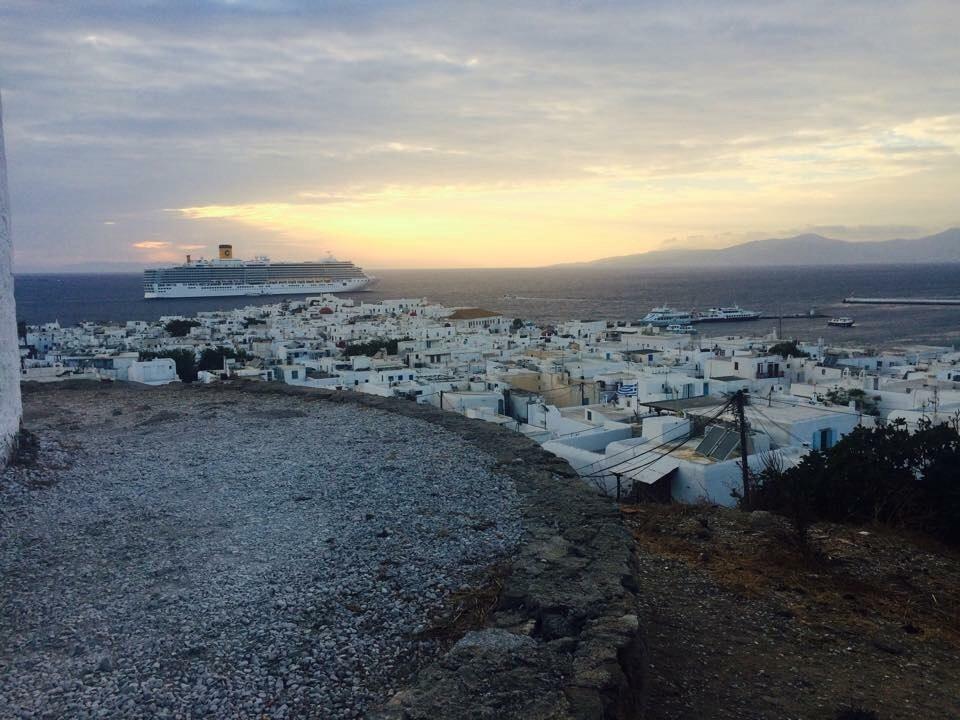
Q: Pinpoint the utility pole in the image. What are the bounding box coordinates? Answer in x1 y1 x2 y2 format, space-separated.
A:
734 390 752 509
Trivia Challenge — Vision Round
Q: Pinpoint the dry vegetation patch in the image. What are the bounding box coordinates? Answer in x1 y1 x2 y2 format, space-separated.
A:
624 503 960 720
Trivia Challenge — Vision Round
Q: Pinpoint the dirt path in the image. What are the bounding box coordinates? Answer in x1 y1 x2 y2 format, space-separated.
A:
627 505 960 720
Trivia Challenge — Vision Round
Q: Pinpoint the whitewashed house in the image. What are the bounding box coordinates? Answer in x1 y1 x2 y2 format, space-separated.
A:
128 358 179 385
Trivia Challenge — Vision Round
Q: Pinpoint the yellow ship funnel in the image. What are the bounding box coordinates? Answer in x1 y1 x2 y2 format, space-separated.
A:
218 244 233 260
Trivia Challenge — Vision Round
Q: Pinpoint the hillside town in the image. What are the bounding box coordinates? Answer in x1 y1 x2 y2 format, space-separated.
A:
18 294 960 506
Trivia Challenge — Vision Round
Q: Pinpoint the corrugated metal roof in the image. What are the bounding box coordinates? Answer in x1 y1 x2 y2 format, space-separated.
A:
624 457 681 485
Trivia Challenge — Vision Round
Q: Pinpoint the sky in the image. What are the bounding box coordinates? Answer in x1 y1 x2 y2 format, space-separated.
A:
1 0 959 271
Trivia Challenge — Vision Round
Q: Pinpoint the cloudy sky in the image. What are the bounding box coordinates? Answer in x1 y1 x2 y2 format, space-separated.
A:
1 0 959 270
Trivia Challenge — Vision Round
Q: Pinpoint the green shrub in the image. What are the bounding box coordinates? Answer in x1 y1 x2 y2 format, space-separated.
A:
164 319 201 337
753 420 960 545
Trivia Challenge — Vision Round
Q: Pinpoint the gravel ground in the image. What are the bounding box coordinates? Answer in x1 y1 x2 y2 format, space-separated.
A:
0 385 522 719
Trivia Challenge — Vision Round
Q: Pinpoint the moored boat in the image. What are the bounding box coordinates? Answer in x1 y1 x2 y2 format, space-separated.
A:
693 305 761 322
641 306 694 327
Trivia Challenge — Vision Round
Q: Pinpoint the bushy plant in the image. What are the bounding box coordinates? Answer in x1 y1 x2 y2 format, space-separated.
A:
768 340 809 358
197 346 248 373
753 420 960 544
164 319 201 337
139 349 198 383
342 338 410 357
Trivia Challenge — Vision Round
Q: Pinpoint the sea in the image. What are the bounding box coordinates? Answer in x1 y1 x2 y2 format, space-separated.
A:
13 264 960 348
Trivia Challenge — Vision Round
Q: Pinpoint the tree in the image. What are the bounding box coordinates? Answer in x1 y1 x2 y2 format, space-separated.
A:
140 349 198 383
164 319 201 337
824 387 880 416
768 340 809 358
197 346 248 373
753 420 960 544
342 338 410 357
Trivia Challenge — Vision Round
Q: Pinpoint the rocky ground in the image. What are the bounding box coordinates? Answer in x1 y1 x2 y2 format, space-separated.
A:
626 503 960 720
0 383 522 719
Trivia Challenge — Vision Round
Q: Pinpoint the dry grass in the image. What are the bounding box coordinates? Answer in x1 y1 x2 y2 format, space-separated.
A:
623 503 960 647
417 562 511 647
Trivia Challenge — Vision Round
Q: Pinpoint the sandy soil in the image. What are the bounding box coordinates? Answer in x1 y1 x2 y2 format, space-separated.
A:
626 503 960 720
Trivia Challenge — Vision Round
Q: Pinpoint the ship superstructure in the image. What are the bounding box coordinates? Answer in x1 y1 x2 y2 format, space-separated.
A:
640 306 695 327
143 245 374 299
694 306 761 322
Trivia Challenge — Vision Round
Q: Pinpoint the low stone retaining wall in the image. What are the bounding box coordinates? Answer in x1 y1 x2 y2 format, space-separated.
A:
230 384 646 719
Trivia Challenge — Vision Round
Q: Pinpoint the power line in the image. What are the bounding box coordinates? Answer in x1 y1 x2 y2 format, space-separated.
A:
583 429 694 481
572 416 700 473
581 399 733 478
581 404 730 481
765 395 890 419
748 405 812 448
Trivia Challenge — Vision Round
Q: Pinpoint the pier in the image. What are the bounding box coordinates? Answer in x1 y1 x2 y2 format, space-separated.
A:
844 296 960 306
758 312 827 320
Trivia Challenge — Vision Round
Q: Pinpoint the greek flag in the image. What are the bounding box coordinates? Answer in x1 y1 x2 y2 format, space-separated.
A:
617 382 638 397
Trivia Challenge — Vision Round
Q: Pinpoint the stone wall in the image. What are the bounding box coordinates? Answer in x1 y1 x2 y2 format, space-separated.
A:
221 384 646 719
0 91 22 465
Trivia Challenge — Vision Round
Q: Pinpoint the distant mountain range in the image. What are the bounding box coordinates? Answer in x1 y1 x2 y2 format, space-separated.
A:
572 228 960 268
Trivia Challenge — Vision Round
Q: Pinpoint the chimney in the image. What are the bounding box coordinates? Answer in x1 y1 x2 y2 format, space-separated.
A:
218 244 233 260
186 254 192 264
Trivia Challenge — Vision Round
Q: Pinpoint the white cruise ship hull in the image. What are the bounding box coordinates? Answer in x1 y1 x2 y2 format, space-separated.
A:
145 277 372 299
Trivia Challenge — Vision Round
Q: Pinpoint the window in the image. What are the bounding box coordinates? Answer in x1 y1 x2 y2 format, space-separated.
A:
734 361 739 371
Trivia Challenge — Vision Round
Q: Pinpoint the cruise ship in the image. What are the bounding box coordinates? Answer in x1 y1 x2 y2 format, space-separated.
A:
143 245 374 299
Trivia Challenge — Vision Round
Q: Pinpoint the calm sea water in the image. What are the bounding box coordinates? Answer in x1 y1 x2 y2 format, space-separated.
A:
13 265 960 347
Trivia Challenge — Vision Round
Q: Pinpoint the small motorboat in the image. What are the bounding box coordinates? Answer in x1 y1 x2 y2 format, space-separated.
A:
827 317 856 327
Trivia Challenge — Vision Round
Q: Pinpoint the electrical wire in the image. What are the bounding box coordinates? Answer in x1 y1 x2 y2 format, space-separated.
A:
748 405 815 447
765 395 886 418
579 399 734 477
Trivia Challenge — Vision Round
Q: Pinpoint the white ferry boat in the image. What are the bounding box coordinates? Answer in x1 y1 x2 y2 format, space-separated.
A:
827 317 856 327
641 306 694 327
143 245 374 299
694 305 761 322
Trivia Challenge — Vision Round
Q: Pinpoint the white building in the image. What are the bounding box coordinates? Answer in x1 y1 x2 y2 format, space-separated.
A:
0 92 21 464
128 358 180 386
